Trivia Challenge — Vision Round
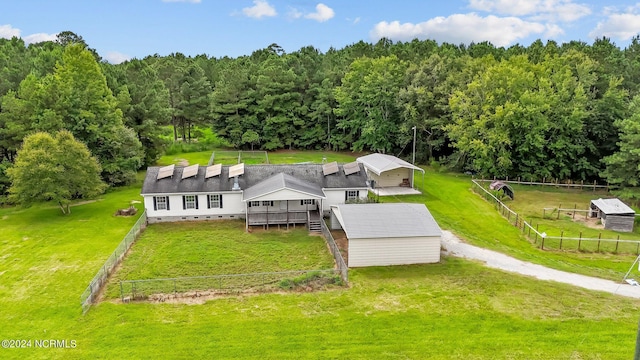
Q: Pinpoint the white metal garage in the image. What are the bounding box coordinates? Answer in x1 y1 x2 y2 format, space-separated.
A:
330 203 442 267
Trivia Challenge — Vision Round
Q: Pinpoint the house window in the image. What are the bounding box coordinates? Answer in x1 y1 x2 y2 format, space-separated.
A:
183 195 198 210
249 201 260 207
301 199 315 205
207 194 222 209
262 201 274 207
153 196 170 211
346 190 359 201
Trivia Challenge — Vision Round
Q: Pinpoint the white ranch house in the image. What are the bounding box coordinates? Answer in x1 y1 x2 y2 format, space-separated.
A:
141 162 369 230
141 155 444 268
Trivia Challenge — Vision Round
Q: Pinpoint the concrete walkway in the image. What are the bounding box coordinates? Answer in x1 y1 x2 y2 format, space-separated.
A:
441 230 640 299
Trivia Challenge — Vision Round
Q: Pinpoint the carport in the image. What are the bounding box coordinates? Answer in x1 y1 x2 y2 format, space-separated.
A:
356 153 424 196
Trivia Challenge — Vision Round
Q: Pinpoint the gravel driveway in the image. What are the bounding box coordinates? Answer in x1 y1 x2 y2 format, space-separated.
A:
441 231 640 299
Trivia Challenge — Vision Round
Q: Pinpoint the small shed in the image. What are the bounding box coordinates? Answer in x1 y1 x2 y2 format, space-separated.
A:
330 203 441 267
590 198 636 232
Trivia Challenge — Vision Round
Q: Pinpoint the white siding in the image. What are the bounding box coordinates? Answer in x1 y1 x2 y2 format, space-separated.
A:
248 200 318 211
369 168 411 187
247 188 322 202
144 192 244 218
330 208 343 230
348 236 441 267
322 189 368 212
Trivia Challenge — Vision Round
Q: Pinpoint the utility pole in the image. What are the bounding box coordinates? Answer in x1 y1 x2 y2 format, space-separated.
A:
412 126 416 188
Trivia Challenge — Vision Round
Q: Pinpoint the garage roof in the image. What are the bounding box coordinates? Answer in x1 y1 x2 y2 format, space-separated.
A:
356 153 424 176
332 203 441 239
591 198 635 215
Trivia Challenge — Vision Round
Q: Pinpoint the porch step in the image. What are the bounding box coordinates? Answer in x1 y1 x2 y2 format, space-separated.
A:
308 221 322 233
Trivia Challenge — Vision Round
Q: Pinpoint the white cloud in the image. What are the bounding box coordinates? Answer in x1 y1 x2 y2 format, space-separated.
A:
288 7 303 19
371 13 546 47
23 32 58 44
242 0 277 19
304 3 335 22
104 51 131 64
468 0 591 22
353 17 361 24
162 0 201 3
589 13 640 41
0 24 21 39
544 23 565 38
0 24 58 44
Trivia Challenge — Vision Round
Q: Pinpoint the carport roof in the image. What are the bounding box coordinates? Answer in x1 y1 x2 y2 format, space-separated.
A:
332 203 441 239
356 153 424 176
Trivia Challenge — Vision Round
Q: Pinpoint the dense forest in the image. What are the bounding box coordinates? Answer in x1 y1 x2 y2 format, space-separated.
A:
2 31 640 203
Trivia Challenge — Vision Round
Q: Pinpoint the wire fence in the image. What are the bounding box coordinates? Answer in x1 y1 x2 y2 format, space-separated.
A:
80 211 147 313
471 180 640 254
321 218 349 283
474 177 611 191
209 150 270 166
119 269 341 301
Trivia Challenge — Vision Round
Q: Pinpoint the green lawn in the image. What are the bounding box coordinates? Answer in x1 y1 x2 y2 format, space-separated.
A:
390 170 638 281
156 149 361 166
3 155 640 359
496 183 640 253
102 221 335 299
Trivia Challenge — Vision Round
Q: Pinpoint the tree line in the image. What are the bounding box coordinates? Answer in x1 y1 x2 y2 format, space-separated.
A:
3 32 640 205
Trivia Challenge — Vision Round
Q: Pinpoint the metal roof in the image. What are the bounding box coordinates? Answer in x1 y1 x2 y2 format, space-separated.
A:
332 203 442 239
591 198 635 215
356 153 424 176
242 173 326 201
141 163 368 195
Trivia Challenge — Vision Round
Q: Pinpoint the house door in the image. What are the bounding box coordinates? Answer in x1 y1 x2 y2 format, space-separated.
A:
280 201 287 210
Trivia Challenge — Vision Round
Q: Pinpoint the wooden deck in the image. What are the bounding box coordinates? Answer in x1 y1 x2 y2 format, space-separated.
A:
247 209 322 233
247 210 308 226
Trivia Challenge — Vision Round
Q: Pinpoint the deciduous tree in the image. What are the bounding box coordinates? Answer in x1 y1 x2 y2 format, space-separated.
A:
7 131 106 214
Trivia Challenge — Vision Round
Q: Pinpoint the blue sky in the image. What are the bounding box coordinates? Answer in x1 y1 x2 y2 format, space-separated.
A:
2 0 640 63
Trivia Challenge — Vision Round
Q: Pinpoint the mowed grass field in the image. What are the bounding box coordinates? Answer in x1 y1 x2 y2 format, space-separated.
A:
102 221 335 299
157 149 361 166
2 154 640 358
476 180 640 241
393 171 639 281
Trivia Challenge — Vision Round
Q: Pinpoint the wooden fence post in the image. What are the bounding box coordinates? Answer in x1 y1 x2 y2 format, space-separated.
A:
598 233 601 252
557 204 561 219
573 204 576 219
560 231 563 250
578 232 582 251
541 236 545 250
616 235 620 253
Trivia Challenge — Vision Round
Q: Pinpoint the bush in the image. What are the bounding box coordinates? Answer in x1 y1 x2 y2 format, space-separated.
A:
278 271 341 290
163 128 232 155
